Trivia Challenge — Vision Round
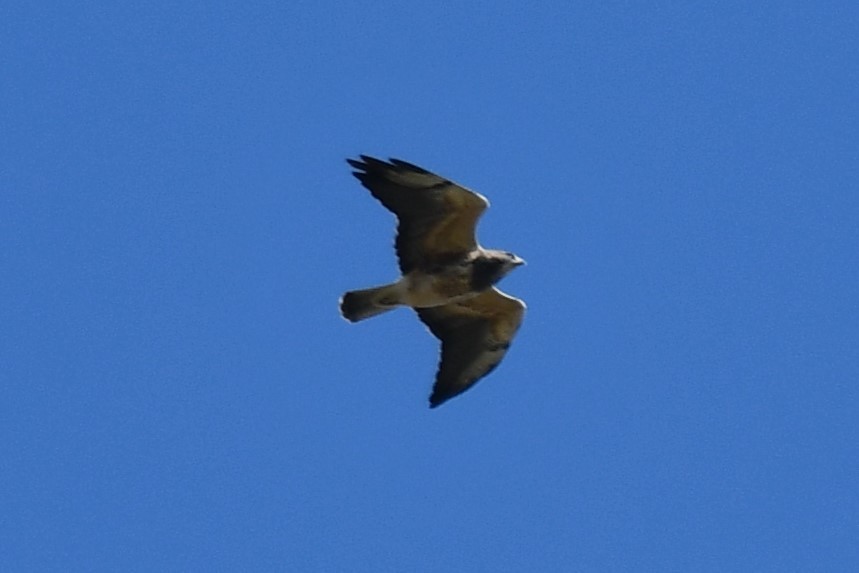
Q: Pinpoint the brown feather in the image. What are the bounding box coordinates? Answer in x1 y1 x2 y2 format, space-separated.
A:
348 156 488 273
416 288 526 408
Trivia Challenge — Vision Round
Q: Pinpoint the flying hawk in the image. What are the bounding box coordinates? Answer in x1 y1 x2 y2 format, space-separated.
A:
340 155 526 408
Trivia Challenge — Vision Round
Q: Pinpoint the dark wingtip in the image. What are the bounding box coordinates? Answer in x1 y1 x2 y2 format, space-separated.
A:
348 155 430 176
389 158 429 173
346 157 365 171
348 155 396 175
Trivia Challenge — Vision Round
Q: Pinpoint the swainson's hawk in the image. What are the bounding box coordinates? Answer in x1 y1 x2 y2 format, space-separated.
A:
340 155 526 408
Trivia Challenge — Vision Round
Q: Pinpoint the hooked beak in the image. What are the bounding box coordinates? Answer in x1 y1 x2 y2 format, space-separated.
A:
513 256 526 267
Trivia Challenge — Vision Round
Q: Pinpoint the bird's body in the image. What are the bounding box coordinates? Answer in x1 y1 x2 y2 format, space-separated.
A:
397 264 479 308
340 156 526 408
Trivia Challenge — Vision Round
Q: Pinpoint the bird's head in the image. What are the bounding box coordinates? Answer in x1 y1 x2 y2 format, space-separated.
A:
502 251 526 270
489 250 525 273
471 250 526 291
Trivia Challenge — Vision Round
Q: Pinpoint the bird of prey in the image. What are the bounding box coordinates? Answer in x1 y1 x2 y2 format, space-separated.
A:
340 155 526 408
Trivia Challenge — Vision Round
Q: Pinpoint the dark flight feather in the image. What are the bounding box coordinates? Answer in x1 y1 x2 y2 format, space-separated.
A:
417 288 525 408
348 156 488 273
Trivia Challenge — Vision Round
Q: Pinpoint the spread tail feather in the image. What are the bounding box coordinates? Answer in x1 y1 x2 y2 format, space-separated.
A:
340 283 401 322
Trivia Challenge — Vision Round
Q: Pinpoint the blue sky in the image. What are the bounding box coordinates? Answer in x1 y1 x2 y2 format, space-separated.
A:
3 2 858 571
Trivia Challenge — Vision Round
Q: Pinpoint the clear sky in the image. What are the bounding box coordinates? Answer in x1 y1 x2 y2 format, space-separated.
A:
3 2 858 571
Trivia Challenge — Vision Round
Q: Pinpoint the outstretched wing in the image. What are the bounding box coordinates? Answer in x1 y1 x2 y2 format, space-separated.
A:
347 155 488 273
416 288 526 408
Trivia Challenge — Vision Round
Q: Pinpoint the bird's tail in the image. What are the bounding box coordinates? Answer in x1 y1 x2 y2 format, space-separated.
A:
339 283 402 323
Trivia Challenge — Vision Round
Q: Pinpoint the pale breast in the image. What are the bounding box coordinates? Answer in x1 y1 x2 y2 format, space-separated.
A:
402 268 477 308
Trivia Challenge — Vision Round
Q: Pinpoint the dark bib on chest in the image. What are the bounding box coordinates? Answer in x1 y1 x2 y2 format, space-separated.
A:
470 259 505 291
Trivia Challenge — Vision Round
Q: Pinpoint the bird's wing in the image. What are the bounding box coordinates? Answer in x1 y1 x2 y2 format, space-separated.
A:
347 155 488 273
416 288 526 408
